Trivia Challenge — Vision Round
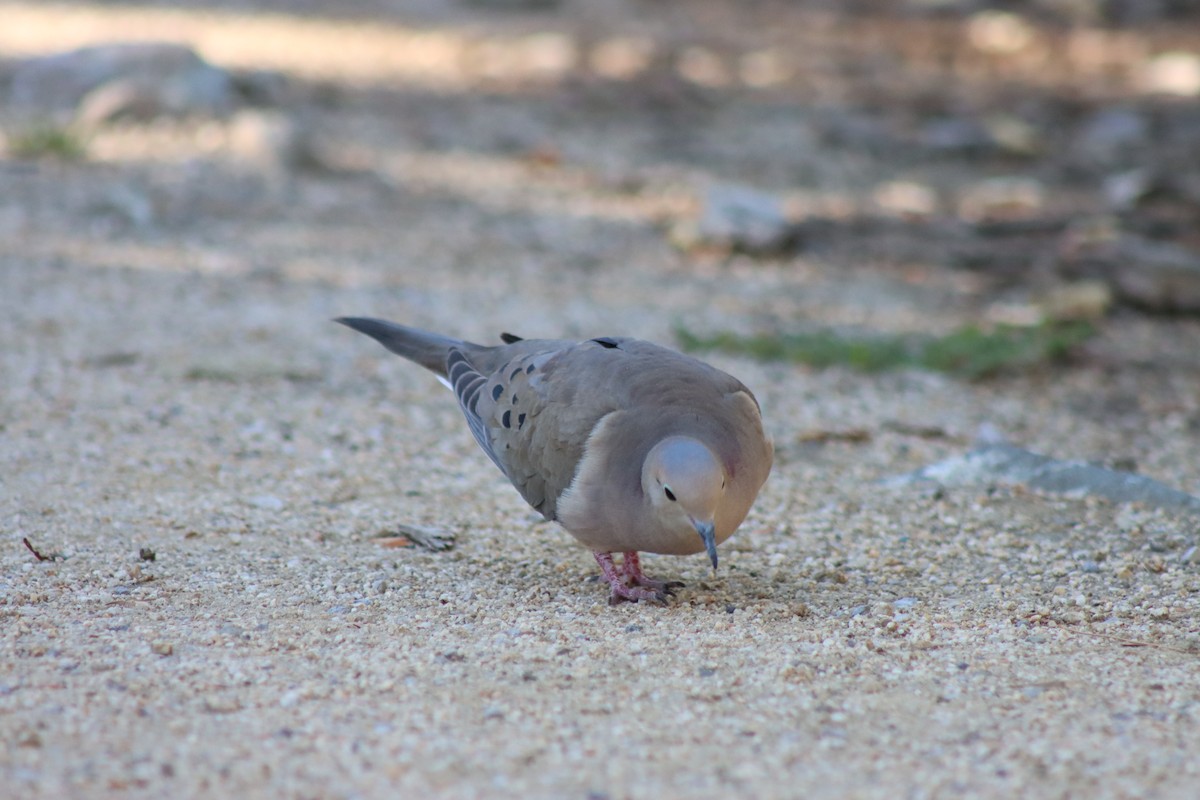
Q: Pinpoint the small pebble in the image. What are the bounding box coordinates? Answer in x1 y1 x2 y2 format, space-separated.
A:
248 495 285 511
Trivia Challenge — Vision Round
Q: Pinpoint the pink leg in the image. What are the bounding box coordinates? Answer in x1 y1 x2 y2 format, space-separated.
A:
621 551 685 593
593 552 683 605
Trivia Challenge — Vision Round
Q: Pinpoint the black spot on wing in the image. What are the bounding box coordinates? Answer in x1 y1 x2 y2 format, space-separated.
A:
526 363 536 374
502 410 512 428
500 332 523 344
509 366 522 381
517 413 526 429
591 337 620 349
492 384 504 401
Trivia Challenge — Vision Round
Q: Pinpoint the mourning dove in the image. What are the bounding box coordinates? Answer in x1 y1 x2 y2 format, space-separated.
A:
336 317 773 604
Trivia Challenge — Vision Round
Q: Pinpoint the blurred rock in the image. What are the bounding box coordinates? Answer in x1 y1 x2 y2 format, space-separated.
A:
887 442 1200 512
983 114 1043 157
1102 0 1175 24
919 117 994 155
1074 107 1149 166
231 69 292 107
89 185 156 229
1160 108 1200 161
919 113 1039 158
903 0 976 14
815 109 900 153
1103 168 1200 214
12 43 237 123
227 110 319 174
873 180 939 219
1103 168 1155 211
247 494 285 511
1107 238 1200 313
967 12 1035 56
1038 280 1113 322
957 177 1045 222
672 184 796 256
1140 51 1200 97
1060 222 1200 313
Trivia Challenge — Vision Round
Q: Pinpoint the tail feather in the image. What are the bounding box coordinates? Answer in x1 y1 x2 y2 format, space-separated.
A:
335 317 467 378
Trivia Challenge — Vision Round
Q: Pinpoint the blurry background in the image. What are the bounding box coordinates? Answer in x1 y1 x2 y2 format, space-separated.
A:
3 0 1200 345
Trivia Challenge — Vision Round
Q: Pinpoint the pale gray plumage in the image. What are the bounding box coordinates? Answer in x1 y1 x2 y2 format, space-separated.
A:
336 316 773 604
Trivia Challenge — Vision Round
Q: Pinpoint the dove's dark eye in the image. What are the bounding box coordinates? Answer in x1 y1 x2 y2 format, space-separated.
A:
664 487 677 502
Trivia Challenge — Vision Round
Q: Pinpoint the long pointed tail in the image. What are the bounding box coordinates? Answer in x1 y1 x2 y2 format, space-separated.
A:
335 317 467 378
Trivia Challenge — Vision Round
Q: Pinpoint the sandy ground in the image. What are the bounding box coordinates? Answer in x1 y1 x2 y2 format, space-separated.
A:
3 2 1200 798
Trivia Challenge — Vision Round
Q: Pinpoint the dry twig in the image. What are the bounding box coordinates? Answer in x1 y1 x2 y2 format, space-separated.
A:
22 537 62 561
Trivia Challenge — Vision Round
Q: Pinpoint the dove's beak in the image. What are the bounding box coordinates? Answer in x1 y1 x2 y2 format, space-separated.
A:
693 519 718 572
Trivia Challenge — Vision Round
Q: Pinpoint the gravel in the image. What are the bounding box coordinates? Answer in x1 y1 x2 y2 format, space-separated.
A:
3 2 1200 798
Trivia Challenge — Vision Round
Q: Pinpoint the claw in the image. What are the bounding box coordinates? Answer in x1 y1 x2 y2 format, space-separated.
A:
621 551 684 594
607 583 668 605
630 575 685 594
593 551 683 605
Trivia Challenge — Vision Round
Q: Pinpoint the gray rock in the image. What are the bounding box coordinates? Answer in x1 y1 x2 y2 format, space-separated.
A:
1060 228 1200 313
12 42 236 123
886 442 1200 512
247 495 285 511
1106 238 1200 313
227 110 317 173
1103 168 1200 212
231 69 291 107
1075 107 1150 165
89 184 156 229
674 184 795 255
1102 169 1154 210
919 117 994 155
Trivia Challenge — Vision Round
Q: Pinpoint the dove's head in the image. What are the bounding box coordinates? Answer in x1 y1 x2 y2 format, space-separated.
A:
643 436 727 570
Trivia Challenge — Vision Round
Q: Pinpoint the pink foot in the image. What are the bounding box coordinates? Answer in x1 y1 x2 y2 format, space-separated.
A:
593 551 685 605
621 550 686 593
